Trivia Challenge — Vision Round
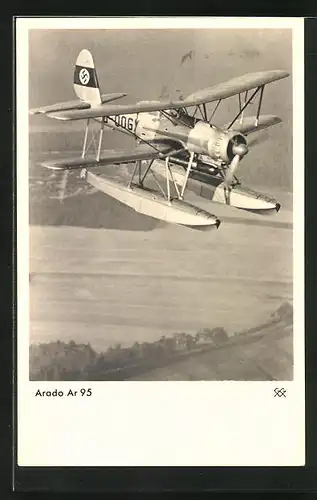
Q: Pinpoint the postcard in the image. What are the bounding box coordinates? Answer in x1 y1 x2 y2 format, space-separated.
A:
17 16 305 467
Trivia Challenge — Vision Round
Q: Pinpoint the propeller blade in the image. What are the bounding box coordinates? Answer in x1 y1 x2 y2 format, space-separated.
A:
248 130 269 148
224 154 240 186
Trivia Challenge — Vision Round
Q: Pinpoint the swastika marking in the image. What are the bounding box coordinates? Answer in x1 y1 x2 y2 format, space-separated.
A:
79 68 90 85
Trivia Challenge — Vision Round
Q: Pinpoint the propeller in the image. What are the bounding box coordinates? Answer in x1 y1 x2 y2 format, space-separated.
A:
222 129 268 186
248 130 269 148
224 139 248 186
224 154 240 186
220 116 276 186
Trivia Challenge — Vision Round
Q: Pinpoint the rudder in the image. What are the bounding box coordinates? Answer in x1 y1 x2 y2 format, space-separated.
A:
73 49 102 105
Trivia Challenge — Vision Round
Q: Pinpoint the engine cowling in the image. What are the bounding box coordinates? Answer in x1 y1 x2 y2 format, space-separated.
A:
187 122 248 163
208 129 248 163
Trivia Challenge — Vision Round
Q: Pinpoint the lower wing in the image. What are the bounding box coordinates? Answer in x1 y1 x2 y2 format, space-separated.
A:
40 140 184 170
222 115 282 135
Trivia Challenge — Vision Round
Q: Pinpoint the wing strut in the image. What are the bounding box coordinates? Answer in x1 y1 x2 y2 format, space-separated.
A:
82 119 90 158
227 84 265 130
167 160 181 199
128 160 140 188
140 159 155 185
166 157 171 201
81 117 106 160
255 86 265 126
125 151 194 204
239 91 248 124
180 151 195 199
97 118 105 161
209 99 221 123
226 86 261 130
202 103 208 121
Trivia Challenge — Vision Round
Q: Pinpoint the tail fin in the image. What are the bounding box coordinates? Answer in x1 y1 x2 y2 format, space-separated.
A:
73 49 102 105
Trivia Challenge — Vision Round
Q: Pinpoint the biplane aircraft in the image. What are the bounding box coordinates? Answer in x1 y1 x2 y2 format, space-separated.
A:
30 49 289 230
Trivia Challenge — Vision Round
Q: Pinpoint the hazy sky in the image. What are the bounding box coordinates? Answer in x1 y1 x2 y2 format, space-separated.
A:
28 28 293 189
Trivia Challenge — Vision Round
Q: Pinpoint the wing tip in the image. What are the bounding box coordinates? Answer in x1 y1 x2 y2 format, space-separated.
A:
29 108 42 115
246 69 290 79
271 69 290 80
46 112 71 121
40 162 64 171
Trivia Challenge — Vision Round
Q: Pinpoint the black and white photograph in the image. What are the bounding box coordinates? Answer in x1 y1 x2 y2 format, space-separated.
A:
17 17 305 467
27 25 295 382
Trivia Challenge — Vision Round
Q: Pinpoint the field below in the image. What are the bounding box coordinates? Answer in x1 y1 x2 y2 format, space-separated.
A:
27 130 294 379
29 213 292 353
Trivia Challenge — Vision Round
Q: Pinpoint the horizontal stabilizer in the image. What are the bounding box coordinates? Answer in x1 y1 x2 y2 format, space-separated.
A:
40 141 183 170
29 99 90 115
101 92 127 103
29 93 127 116
225 115 282 135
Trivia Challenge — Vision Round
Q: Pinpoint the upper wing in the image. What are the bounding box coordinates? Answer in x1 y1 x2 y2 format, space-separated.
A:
184 70 289 105
40 140 183 171
29 93 127 115
41 70 289 121
223 115 282 135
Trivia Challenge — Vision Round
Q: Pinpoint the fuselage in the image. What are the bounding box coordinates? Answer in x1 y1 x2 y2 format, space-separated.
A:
96 109 246 166
90 110 280 215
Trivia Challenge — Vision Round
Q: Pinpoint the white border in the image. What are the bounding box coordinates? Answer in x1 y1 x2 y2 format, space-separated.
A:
17 17 305 467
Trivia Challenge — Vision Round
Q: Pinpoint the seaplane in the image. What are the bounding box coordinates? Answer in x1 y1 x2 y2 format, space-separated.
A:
29 49 290 230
